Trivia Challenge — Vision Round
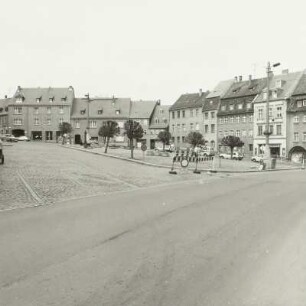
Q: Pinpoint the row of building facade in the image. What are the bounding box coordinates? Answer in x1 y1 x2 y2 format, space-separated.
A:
1 68 306 160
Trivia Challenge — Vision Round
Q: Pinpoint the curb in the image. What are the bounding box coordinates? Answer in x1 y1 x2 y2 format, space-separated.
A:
60 145 303 174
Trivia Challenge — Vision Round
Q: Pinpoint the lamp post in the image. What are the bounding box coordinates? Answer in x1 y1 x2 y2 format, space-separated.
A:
264 61 280 162
84 93 91 148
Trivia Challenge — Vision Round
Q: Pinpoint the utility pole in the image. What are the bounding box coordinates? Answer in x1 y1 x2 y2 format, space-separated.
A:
84 93 90 148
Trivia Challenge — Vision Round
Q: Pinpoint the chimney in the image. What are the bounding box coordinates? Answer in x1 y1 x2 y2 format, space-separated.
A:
68 86 73 91
282 69 289 74
4 95 7 99
239 75 242 82
199 88 202 96
234 76 238 82
248 75 252 85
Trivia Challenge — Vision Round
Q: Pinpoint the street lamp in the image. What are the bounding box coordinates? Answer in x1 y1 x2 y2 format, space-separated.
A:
84 93 91 148
264 62 280 162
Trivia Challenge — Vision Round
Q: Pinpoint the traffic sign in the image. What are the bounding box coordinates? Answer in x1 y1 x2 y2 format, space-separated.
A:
141 144 147 151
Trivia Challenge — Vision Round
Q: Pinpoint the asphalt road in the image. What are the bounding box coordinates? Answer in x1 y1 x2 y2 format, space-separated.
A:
1 168 306 305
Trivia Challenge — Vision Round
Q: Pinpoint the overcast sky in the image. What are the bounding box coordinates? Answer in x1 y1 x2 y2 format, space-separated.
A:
1 0 306 104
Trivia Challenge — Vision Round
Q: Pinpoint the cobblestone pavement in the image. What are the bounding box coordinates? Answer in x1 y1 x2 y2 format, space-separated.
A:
0 142 225 211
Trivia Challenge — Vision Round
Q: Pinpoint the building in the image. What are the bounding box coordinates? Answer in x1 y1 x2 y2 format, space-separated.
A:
286 72 306 161
169 89 210 147
0 97 10 135
148 103 170 149
253 71 303 158
8 86 75 141
202 80 233 150
70 96 132 145
218 76 266 156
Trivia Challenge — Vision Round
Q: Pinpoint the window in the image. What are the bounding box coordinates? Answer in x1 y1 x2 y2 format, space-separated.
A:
258 125 263 136
49 97 54 103
190 123 194 130
269 107 272 117
248 129 253 137
177 124 180 132
36 98 41 103
47 119 51 126
204 125 209 133
303 132 306 142
219 130 223 138
34 107 39 114
182 110 185 118
221 105 226 111
230 130 234 136
276 125 282 135
159 109 164 114
224 117 228 123
303 100 306 106
236 130 240 137
224 130 228 136
172 112 175 119
211 112 215 119
172 124 175 132
249 144 253 152
246 103 251 109
34 117 40 125
155 118 159 124
182 124 186 132
294 132 299 142
59 106 64 114
16 97 23 103
14 107 22 114
142 119 148 126
236 116 240 123
13 118 22 125
177 110 180 118
204 112 208 119
242 116 246 123
294 115 299 123
277 107 282 118
115 110 120 115
195 123 199 131
230 116 234 123
80 109 86 115
258 108 263 120
269 125 274 135
177 136 180 143
219 117 224 124
98 109 103 114
75 120 80 129
249 115 253 122
182 136 185 143
242 130 246 137
211 124 215 133
196 109 199 116
61 97 67 102
47 107 51 114
238 104 243 110
229 105 234 111
297 100 303 107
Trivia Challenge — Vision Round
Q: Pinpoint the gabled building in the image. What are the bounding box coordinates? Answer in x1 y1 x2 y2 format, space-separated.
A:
148 103 170 149
202 80 233 149
169 89 210 147
253 70 303 158
70 97 132 144
218 76 266 156
285 71 306 161
0 97 10 135
8 86 75 141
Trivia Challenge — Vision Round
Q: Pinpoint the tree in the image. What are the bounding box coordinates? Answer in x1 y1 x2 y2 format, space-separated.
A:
221 135 244 159
98 121 120 153
124 120 144 159
185 131 205 148
157 130 172 151
59 122 72 144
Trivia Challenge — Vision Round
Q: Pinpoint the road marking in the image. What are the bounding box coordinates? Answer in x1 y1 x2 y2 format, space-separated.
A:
17 172 44 205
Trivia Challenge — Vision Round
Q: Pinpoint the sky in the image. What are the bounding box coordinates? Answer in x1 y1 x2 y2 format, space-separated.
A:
1 0 306 104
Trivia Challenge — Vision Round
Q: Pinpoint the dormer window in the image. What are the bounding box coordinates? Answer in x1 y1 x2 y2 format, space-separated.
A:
61 97 67 102
49 97 54 103
276 79 284 88
36 97 41 103
80 109 86 115
115 110 120 115
272 90 278 99
297 100 303 107
221 105 226 111
16 97 23 103
98 109 103 115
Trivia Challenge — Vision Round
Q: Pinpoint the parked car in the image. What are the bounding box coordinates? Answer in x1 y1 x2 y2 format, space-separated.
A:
219 152 243 160
2 134 18 142
155 144 175 152
0 139 4 164
251 155 264 162
16 135 30 141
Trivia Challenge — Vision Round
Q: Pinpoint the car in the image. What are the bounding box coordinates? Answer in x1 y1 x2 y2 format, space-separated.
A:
2 134 18 142
155 144 175 152
0 139 4 164
219 152 243 160
251 155 264 162
198 146 215 157
16 135 30 141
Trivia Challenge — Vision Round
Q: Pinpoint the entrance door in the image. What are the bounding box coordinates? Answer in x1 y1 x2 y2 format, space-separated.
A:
75 134 81 144
45 131 53 141
150 139 155 149
270 147 280 157
32 131 42 141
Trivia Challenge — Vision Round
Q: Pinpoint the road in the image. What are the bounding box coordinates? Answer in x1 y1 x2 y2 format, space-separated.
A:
1 163 306 305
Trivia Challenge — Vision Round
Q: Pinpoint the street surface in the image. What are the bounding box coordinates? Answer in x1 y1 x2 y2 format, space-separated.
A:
0 143 306 305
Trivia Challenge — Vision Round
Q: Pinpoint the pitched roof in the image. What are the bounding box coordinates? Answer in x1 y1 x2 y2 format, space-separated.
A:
254 71 303 103
292 72 306 96
206 80 234 98
12 86 75 104
130 100 157 119
71 97 131 119
202 96 221 111
0 98 11 111
169 91 209 111
149 104 170 129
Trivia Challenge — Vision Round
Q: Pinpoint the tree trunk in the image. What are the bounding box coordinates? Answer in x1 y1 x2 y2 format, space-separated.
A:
105 137 109 153
230 147 233 159
163 142 165 152
130 138 134 159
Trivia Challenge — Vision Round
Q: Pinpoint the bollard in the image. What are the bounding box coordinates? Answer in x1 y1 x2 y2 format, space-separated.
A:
169 156 177 174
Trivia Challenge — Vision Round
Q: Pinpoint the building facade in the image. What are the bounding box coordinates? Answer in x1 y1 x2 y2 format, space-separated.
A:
0 98 9 135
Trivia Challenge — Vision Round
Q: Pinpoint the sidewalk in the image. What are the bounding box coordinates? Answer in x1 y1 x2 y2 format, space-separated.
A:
63 144 304 173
